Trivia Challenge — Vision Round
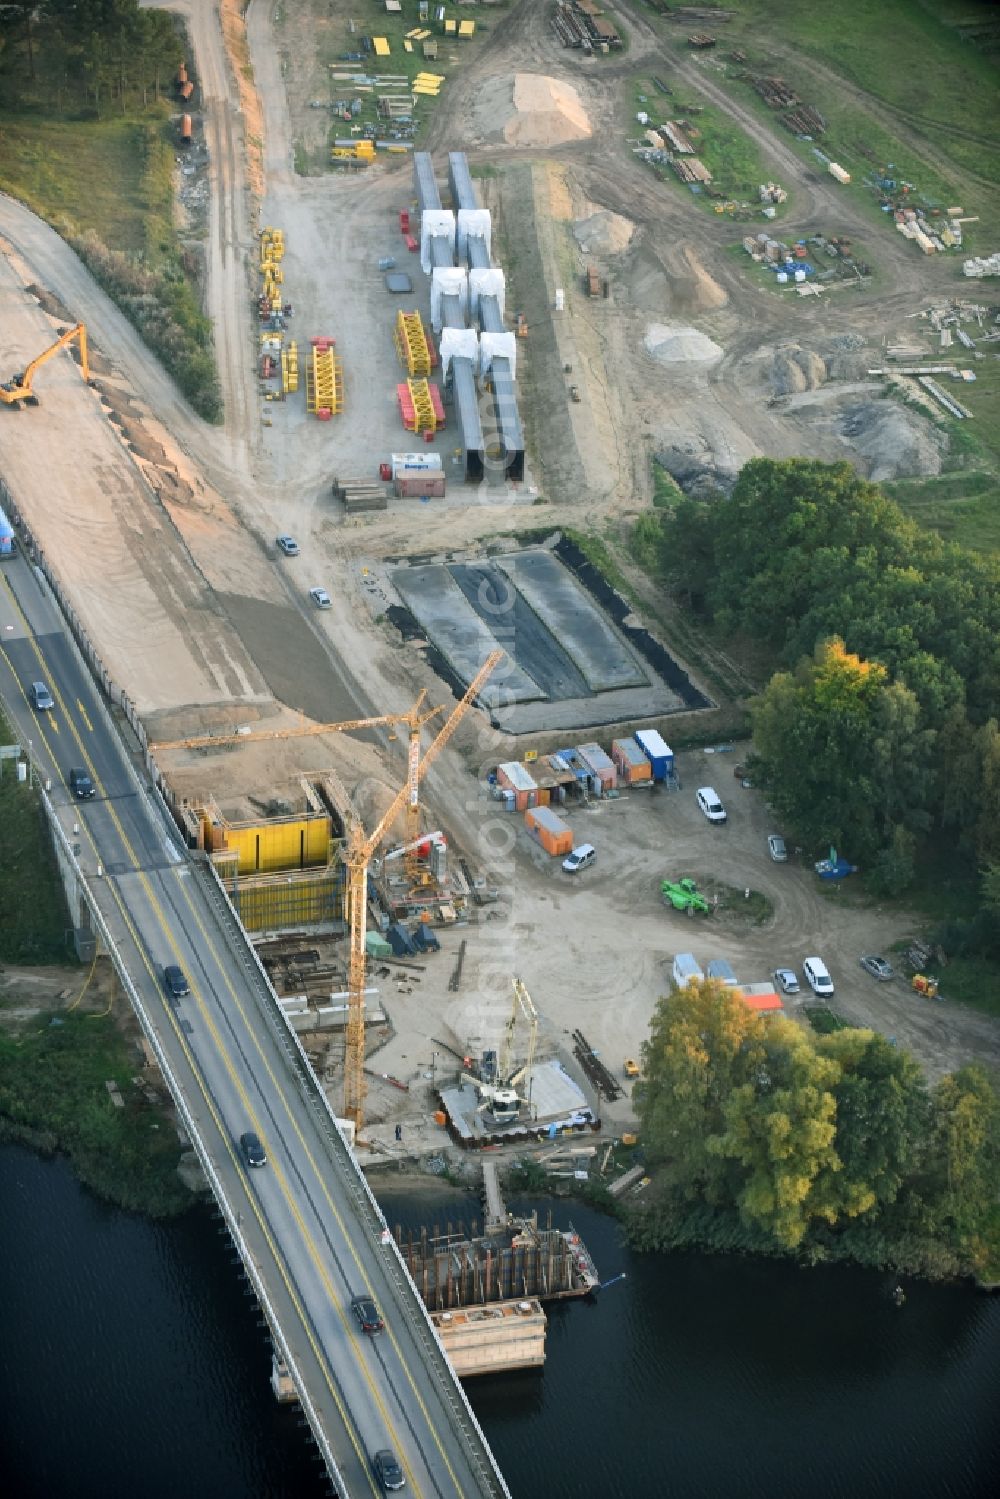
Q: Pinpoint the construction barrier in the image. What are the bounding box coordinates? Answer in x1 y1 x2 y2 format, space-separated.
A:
307 338 342 417
394 310 432 376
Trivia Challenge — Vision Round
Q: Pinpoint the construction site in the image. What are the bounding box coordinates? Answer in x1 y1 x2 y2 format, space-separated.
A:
2 0 1000 1413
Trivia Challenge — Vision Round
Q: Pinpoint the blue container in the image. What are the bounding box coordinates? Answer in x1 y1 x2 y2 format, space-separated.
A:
634 729 673 782
0 503 15 558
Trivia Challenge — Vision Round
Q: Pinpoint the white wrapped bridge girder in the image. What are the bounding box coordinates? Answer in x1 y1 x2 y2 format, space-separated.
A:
420 209 456 274
469 268 505 324
430 267 469 332
457 208 492 264
480 331 517 380
439 327 479 380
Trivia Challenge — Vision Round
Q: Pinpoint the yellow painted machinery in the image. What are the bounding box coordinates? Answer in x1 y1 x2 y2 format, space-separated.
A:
1 322 90 407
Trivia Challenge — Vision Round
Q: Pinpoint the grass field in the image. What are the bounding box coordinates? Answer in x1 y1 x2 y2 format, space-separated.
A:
719 0 1000 191
631 79 779 214
0 719 73 966
0 114 175 257
885 362 1000 553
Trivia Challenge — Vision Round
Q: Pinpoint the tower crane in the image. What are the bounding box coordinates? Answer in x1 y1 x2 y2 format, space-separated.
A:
340 650 503 1129
1 323 90 406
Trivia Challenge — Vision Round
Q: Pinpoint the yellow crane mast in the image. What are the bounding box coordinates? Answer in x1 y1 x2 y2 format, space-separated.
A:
1 322 90 406
342 650 503 1129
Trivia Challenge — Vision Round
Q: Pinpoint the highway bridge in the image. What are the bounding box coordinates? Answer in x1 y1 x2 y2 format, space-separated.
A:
0 544 509 1499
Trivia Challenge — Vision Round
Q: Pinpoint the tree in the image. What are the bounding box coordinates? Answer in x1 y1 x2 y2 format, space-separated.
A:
927 1066 1000 1237
709 1018 842 1248
636 980 764 1204
818 1030 928 1216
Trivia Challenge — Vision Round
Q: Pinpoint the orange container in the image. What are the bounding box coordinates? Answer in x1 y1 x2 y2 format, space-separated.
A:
524 805 573 857
433 1110 447 1127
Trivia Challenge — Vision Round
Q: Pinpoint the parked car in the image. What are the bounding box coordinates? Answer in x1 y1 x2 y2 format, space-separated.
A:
695 786 727 823
767 834 787 863
562 843 595 874
240 1130 266 1168
803 956 835 997
351 1293 385 1335
162 964 190 999
309 586 332 609
373 1450 405 1492
773 967 800 995
68 767 95 800
30 681 54 711
860 954 895 982
276 534 299 556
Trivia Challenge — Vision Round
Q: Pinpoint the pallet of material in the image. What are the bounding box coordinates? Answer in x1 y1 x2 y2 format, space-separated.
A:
672 156 712 184
659 120 695 154
782 105 826 136
687 33 717 48
749 74 798 108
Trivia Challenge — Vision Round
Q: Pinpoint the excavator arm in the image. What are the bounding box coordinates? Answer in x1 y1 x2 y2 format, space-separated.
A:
1 323 89 405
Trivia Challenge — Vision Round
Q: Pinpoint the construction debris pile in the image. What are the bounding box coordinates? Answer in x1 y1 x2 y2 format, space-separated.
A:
742 230 871 287
964 253 1000 278
634 109 713 187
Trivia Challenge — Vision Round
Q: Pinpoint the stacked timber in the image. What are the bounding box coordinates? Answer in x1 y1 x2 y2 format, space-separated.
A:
332 476 388 513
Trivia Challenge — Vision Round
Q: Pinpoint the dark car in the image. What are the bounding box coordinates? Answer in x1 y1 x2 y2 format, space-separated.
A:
373 1449 405 1492
162 964 190 999
69 767 95 799
351 1293 384 1335
240 1131 266 1168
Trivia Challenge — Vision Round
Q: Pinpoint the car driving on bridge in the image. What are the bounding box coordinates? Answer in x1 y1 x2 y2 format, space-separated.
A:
351 1292 384 1335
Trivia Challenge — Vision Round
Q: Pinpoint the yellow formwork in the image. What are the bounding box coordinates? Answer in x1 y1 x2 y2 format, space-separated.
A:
223 868 345 934
394 310 431 376
407 377 436 433
282 340 299 395
306 344 343 415
209 814 332 876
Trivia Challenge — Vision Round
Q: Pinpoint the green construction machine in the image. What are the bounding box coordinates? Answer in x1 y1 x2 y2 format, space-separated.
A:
661 877 711 915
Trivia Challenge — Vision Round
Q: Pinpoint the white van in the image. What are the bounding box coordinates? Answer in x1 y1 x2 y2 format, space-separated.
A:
562 844 596 874
803 957 834 996
672 953 704 989
696 786 727 823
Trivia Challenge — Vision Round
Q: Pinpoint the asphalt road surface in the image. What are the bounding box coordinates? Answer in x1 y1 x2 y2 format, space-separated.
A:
0 551 507 1499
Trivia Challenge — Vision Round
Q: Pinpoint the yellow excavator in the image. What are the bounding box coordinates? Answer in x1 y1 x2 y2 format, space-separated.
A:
1 322 90 407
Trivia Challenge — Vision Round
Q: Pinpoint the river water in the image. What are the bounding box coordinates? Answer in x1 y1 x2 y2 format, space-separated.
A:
1 1146 998 1499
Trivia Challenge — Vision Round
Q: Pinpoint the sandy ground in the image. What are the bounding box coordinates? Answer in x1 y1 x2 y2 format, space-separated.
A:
1 0 996 1129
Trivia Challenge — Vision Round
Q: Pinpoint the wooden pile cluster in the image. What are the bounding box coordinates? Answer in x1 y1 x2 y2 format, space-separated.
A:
672 155 713 184
658 119 695 154
552 1 592 50
332 475 388 513
749 74 799 107
783 105 826 136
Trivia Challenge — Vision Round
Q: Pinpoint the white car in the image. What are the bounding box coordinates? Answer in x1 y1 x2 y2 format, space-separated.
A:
767 834 787 862
803 956 834 997
310 587 332 609
696 786 727 823
773 967 800 995
562 844 595 874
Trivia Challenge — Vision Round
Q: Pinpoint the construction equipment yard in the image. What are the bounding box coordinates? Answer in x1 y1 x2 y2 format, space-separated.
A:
1 0 999 1166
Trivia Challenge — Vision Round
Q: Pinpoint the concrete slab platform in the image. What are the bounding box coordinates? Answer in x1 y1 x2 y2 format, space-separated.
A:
523 1059 588 1120
497 550 649 692
448 561 589 701
391 565 544 705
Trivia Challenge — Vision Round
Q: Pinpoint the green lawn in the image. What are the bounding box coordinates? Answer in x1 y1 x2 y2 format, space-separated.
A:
632 79 778 213
0 114 174 256
0 719 73 965
716 0 1000 191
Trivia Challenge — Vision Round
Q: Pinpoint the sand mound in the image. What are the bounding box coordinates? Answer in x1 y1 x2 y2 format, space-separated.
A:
644 322 723 365
573 208 635 257
475 72 592 148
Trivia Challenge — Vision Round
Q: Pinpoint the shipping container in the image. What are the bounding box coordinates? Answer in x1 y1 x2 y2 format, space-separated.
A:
180 114 193 144
611 737 652 784
497 761 538 812
524 805 573 857
672 953 704 989
706 958 738 987
634 729 673 781
393 474 446 499
575 742 617 791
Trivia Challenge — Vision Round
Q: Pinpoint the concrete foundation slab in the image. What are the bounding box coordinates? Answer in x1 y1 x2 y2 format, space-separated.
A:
496 550 649 692
523 1059 589 1120
391 565 544 705
448 561 588 701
